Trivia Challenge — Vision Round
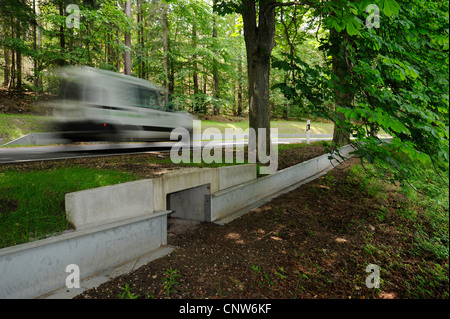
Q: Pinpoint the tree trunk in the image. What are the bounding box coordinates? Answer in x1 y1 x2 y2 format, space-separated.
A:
202 70 207 113
192 18 199 112
3 49 10 87
16 50 22 90
33 0 40 90
212 1 219 116
237 56 243 116
9 22 15 90
162 3 169 106
116 30 120 71
330 29 352 147
137 0 146 79
124 0 132 75
58 0 66 66
241 0 276 154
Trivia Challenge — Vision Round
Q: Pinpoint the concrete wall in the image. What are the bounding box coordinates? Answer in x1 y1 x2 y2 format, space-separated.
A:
0 212 170 299
210 144 355 222
65 164 257 229
167 184 211 221
218 164 257 190
66 179 154 229
151 164 256 212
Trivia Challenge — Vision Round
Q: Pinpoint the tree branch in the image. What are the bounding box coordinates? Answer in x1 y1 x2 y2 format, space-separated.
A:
271 0 316 8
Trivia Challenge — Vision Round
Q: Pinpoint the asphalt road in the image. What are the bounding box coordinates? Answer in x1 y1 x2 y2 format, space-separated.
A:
0 135 333 164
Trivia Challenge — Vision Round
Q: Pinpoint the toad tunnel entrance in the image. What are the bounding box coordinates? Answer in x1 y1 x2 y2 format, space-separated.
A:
166 184 212 237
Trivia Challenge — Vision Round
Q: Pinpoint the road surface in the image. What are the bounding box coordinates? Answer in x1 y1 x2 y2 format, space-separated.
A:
0 135 333 164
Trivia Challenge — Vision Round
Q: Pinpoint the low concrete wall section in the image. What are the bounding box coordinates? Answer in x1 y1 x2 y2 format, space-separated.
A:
66 179 154 229
209 144 355 223
66 164 257 229
0 212 170 299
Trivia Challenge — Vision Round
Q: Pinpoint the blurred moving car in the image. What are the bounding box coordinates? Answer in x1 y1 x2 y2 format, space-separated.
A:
52 66 195 142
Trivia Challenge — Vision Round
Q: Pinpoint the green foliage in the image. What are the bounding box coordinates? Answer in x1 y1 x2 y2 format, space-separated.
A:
272 0 449 186
1 0 448 184
118 284 140 299
162 267 181 298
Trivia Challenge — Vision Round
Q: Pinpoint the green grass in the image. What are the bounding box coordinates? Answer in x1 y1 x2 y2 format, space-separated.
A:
200 119 334 135
0 167 138 248
0 114 51 143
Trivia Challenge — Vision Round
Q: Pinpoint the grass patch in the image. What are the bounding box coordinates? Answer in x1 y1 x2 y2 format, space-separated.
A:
200 119 334 135
0 114 51 143
0 167 138 248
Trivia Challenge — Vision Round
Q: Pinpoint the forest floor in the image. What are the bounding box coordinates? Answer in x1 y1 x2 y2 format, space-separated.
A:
0 87 53 115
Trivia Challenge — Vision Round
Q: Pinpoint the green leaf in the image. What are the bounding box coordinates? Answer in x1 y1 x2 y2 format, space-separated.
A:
326 16 345 33
346 17 361 36
380 0 401 17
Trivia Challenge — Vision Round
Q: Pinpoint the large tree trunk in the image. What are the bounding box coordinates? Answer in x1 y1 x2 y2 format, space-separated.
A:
58 0 66 66
162 3 169 106
124 0 132 75
241 0 276 154
192 18 199 112
330 29 352 147
212 0 220 116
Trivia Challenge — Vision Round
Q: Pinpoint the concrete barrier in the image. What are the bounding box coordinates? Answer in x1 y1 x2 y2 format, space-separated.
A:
2 133 70 146
66 179 154 229
209 144 355 223
65 164 257 228
0 211 170 299
151 164 256 213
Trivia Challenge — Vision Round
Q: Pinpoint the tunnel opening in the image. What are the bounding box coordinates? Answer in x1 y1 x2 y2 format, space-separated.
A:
166 184 211 240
